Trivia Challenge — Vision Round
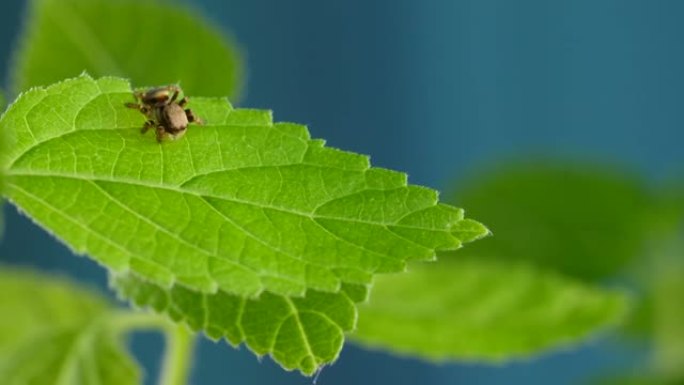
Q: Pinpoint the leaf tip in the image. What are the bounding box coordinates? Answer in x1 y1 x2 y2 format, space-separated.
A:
452 218 491 244
77 70 94 80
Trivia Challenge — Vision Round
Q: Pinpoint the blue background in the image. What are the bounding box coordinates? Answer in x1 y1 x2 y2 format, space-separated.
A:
1 0 680 384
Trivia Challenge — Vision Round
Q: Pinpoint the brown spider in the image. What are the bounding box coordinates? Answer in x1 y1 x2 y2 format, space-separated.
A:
125 85 202 142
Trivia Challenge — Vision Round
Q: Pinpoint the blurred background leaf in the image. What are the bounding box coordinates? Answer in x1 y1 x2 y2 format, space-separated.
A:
652 258 684 380
444 160 684 385
10 0 243 98
622 180 684 339
0 267 141 385
351 258 628 361
450 161 653 281
0 87 5 237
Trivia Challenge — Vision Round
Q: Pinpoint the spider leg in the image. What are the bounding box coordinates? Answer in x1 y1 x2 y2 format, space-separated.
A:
125 102 152 117
169 89 180 104
141 120 155 134
155 126 166 143
165 85 182 93
185 109 203 124
178 96 189 107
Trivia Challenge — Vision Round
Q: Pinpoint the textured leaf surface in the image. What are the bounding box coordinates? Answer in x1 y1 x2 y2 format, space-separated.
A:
453 162 651 280
350 259 629 361
0 75 485 299
114 272 367 375
0 267 139 385
11 0 242 98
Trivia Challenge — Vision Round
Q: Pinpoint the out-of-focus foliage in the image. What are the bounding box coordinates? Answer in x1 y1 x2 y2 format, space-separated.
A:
625 180 684 365
11 0 243 99
352 258 628 361
0 88 6 236
0 267 140 385
457 162 684 385
453 161 652 280
591 181 684 385
652 258 684 380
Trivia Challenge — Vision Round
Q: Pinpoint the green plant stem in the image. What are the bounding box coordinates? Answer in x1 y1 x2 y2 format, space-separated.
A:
108 310 171 333
159 324 196 385
107 311 196 385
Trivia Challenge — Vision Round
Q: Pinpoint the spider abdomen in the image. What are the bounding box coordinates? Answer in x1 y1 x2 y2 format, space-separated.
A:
160 103 189 134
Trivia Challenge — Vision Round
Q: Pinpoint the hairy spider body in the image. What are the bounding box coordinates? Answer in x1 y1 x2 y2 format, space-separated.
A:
155 102 188 136
125 85 202 142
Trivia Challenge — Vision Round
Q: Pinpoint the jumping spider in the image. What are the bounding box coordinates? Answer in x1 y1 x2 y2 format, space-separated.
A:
125 85 202 142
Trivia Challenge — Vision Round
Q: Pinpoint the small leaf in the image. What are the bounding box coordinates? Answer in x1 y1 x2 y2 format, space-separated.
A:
350 258 629 361
113 271 366 375
0 74 485 299
452 162 651 280
11 0 243 98
0 267 140 385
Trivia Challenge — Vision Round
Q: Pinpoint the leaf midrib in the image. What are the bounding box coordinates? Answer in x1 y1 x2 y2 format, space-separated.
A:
9 172 438 284
13 180 322 294
8 176 404 295
8 171 453 234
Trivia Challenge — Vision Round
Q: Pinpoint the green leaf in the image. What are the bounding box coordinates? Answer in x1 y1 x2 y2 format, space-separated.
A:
0 74 485 300
0 74 486 374
452 161 651 280
10 0 243 98
114 272 367 375
651 257 684 379
0 88 5 235
350 258 629 361
0 267 140 385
